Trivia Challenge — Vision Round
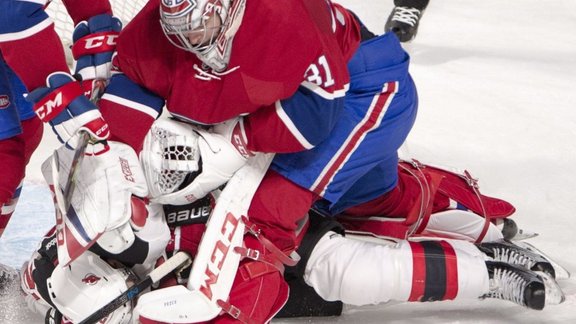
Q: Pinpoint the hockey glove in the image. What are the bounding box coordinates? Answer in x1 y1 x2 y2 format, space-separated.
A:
27 72 109 147
43 141 148 252
177 128 250 203
72 13 122 91
212 117 255 159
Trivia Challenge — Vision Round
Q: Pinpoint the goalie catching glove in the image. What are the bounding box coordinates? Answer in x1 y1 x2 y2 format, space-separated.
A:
141 118 249 205
43 141 148 253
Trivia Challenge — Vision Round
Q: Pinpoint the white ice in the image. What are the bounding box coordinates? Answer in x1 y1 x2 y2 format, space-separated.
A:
1 0 575 322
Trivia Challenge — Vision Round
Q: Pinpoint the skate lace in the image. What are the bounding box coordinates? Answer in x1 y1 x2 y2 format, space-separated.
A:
492 246 537 270
391 7 422 26
488 267 527 306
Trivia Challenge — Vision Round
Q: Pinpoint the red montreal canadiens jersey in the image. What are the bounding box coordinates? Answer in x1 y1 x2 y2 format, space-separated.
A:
106 0 361 153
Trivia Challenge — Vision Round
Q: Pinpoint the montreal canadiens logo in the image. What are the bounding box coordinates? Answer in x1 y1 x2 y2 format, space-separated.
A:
82 273 102 285
161 0 196 17
0 95 10 109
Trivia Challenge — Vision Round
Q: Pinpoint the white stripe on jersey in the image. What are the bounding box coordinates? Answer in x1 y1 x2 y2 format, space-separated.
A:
311 82 398 196
275 100 314 150
0 17 52 42
101 93 160 119
301 81 349 100
17 0 48 5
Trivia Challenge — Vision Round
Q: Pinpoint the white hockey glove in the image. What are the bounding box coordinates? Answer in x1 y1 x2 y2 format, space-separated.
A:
141 118 249 205
186 128 250 202
212 117 255 159
43 141 148 250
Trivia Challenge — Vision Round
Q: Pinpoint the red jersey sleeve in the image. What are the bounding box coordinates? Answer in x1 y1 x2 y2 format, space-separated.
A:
61 0 113 25
242 0 361 153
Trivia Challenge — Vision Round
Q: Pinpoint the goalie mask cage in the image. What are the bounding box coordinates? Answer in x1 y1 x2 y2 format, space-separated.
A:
46 0 149 66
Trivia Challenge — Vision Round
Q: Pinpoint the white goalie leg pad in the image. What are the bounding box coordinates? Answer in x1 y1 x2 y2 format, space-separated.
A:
304 233 490 305
423 210 504 243
135 153 273 323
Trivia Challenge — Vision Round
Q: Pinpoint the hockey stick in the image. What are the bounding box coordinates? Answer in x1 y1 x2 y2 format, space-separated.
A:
77 251 192 324
52 79 108 267
62 79 106 211
135 153 274 323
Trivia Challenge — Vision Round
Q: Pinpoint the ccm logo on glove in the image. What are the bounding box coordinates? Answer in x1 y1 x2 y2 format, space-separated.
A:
83 33 118 49
33 82 83 121
72 32 119 58
119 157 135 182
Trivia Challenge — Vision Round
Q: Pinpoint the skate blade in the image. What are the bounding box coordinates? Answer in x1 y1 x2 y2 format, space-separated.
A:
535 271 565 305
510 229 539 241
515 241 571 280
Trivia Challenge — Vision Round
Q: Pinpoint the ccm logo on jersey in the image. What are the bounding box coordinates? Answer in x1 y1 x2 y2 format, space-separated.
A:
0 95 9 109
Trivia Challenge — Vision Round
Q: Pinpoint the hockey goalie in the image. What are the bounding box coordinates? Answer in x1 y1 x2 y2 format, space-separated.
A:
4 0 568 322
16 118 567 324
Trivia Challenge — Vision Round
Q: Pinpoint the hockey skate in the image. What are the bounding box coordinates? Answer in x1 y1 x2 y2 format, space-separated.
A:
513 240 571 280
483 261 546 310
478 240 556 278
384 6 425 42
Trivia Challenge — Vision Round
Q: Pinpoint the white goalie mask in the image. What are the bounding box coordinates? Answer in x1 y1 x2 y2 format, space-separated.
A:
141 118 202 204
159 0 246 72
46 251 136 324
